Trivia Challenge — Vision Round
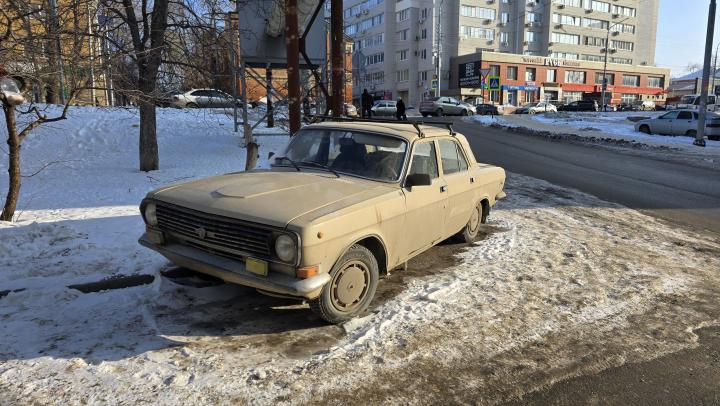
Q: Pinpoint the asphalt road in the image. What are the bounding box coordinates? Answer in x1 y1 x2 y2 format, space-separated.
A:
452 120 720 235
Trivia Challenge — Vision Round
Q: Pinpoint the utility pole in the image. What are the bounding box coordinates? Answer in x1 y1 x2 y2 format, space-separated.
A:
696 0 716 147
330 0 344 117
286 0 302 134
601 24 611 112
266 64 274 128
435 0 443 97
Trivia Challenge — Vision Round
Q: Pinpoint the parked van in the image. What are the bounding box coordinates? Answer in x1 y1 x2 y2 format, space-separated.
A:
675 94 717 111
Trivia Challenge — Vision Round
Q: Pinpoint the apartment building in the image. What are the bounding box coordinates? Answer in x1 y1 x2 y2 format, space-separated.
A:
346 0 659 106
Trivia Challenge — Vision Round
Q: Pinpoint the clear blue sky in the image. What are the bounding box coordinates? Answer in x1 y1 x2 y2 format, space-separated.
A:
656 0 720 77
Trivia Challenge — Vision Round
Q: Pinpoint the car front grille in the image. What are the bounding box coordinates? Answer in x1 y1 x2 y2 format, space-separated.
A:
155 202 275 262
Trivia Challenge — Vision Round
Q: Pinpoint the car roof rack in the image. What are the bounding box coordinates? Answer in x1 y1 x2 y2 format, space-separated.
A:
308 115 456 138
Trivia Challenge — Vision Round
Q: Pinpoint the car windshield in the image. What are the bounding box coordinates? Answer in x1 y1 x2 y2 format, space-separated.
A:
525 103 538 108
680 96 696 105
280 129 408 182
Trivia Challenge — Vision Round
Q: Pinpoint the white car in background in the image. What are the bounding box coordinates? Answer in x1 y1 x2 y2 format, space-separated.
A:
516 102 557 114
634 109 720 140
171 89 241 108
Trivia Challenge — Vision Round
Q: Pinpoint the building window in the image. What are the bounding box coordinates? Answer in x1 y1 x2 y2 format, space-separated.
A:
460 26 495 39
524 50 540 56
527 12 541 22
525 31 539 43
565 71 586 84
397 29 409 41
648 76 665 88
622 75 640 86
612 5 636 17
585 36 606 47
396 69 409 82
421 28 427 39
547 69 557 82
553 13 580 26
563 91 583 103
616 23 635 34
460 5 496 19
421 71 428 81
421 8 428 19
343 0 385 19
582 17 609 30
501 13 509 24
594 72 614 85
590 1 610 13
397 49 408 61
611 40 634 51
500 32 510 45
582 54 604 62
553 0 581 7
621 93 638 104
489 65 500 76
526 67 536 81
396 8 409 22
610 57 633 64
507 66 518 80
421 49 427 59
551 52 579 60
365 52 385 65
551 32 580 45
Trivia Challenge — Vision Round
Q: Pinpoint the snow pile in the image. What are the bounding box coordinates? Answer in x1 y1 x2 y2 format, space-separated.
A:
1 106 720 404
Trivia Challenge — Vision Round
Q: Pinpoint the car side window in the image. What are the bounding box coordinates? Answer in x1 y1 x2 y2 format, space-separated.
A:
678 111 693 120
661 111 679 119
408 141 439 179
438 139 468 175
694 112 699 119
191 90 205 96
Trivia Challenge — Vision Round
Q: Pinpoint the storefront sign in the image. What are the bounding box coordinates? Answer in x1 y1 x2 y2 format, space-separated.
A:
458 61 482 88
521 56 581 68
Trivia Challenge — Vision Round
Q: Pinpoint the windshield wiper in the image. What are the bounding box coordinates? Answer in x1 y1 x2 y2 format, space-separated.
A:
276 156 301 171
299 161 341 178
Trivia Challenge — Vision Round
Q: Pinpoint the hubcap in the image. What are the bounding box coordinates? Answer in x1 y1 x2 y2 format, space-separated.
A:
468 206 481 235
331 260 369 312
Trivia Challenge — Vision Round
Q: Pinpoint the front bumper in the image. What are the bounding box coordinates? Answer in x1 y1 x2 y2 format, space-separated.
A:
139 234 330 299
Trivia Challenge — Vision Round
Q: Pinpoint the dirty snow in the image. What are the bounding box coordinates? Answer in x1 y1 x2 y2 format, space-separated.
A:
1 106 720 404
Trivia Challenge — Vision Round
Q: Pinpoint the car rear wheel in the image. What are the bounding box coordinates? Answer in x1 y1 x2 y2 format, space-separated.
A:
457 201 487 243
639 125 651 134
686 129 697 137
422 113 429 117
187 102 199 108
436 108 444 117
310 244 379 324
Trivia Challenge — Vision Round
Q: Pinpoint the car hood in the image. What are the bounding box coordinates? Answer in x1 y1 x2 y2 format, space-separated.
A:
149 170 395 228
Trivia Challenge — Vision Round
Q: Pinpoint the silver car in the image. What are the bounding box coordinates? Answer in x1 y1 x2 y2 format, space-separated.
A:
172 88 241 108
634 110 720 140
370 100 397 117
419 96 471 117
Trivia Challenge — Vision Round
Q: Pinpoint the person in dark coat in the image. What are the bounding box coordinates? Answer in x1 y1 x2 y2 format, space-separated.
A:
361 89 373 118
395 98 407 121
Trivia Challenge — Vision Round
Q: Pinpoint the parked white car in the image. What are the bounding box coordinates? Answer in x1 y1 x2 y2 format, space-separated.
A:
634 109 720 140
171 89 241 108
370 100 397 117
516 102 557 114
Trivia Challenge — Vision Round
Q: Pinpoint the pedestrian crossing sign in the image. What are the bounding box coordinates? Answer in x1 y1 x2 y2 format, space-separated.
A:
488 77 501 90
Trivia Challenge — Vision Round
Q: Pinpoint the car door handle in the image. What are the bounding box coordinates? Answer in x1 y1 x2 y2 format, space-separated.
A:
440 185 447 193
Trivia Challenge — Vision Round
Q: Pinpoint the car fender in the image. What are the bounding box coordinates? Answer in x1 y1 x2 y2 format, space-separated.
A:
332 231 389 273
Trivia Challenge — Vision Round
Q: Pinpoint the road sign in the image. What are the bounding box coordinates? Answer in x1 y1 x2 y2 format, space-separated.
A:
431 79 438 90
488 76 501 90
479 68 491 78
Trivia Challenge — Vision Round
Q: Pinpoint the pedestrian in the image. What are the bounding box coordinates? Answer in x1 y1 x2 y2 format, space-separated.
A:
396 97 407 121
361 89 372 118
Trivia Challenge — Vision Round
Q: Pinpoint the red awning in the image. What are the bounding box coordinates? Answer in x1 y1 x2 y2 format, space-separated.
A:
561 84 595 92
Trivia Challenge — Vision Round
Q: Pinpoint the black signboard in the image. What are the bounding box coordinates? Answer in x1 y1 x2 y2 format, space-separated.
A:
458 61 482 88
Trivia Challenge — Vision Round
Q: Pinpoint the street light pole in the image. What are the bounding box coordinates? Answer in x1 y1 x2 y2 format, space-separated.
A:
601 24 611 112
696 0 716 147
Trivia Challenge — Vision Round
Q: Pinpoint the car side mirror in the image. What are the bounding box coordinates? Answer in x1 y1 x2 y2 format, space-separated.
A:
268 152 275 160
405 173 432 189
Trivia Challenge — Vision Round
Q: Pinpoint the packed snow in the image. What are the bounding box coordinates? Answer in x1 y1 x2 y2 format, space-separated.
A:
1 106 720 404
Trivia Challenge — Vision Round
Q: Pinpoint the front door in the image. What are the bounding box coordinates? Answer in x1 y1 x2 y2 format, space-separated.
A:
655 111 679 134
672 110 695 135
438 138 476 238
401 140 447 259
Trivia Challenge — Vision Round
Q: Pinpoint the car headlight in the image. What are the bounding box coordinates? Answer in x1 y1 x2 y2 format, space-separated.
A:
144 202 158 226
274 234 296 262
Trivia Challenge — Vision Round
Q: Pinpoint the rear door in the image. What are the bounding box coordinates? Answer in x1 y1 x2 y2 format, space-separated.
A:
672 111 695 135
437 138 476 238
401 140 447 258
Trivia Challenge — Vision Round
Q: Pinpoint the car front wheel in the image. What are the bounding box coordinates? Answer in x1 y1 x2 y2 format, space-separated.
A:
436 108 444 117
310 244 379 324
639 124 651 134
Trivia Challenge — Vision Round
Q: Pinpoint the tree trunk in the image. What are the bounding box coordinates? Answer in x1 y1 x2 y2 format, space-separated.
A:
138 98 159 171
1 104 21 221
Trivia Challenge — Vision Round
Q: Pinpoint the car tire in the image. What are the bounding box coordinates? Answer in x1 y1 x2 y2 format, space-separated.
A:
461 109 468 116
187 102 199 108
709 135 720 141
686 129 697 137
639 125 651 134
422 113 429 117
437 108 444 117
309 244 380 324
457 201 486 243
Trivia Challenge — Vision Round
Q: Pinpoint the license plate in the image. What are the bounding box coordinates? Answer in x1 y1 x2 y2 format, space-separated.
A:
246 258 268 276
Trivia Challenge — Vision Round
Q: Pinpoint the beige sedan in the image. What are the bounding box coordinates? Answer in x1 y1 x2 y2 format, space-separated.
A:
139 121 506 323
